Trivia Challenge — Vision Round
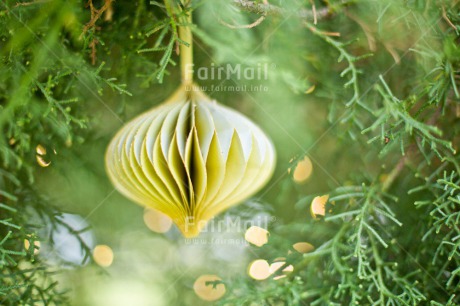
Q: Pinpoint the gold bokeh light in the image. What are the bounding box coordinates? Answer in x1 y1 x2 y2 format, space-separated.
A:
310 195 329 219
143 209 173 233
244 226 269 247
248 259 271 280
193 274 226 301
293 242 314 253
24 239 40 255
293 156 313 183
36 144 51 167
269 261 294 274
93 244 114 267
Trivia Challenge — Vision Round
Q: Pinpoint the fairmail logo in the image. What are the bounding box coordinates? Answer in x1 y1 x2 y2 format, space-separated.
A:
185 63 270 81
183 215 275 234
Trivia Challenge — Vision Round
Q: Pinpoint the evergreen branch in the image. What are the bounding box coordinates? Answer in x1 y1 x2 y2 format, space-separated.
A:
322 183 423 304
411 170 460 293
80 0 113 39
88 62 133 96
307 23 364 109
136 2 192 83
366 76 456 159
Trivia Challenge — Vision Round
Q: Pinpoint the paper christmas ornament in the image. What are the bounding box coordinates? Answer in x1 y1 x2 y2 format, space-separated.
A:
105 85 276 237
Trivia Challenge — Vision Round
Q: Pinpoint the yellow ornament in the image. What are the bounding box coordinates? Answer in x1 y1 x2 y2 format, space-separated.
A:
105 85 276 237
104 3 276 237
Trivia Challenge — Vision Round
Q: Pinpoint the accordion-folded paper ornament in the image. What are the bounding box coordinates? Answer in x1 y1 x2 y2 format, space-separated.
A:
105 85 276 237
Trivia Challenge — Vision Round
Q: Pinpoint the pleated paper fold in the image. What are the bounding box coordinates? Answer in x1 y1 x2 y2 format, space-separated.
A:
105 85 276 237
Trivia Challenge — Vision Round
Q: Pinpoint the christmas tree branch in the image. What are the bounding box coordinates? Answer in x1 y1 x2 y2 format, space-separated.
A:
80 0 113 39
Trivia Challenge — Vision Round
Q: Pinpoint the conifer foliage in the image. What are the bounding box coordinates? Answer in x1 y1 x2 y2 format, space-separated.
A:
1 0 459 305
